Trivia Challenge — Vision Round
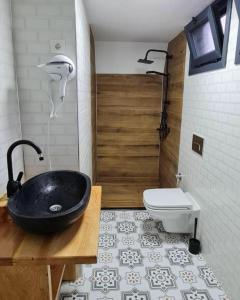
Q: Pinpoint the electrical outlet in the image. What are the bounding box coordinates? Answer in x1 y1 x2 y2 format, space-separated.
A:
50 40 66 53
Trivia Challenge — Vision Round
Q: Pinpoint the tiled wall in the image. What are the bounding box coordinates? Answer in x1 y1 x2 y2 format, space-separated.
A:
0 0 23 196
75 0 93 179
11 0 79 178
179 2 240 299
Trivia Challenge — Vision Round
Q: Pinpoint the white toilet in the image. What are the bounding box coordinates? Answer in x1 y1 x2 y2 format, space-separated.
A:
143 188 200 233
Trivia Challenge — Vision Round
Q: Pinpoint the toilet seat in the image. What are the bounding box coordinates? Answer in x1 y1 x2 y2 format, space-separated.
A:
143 188 193 210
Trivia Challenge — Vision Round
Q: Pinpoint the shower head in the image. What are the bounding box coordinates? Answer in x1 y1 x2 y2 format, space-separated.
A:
138 49 171 65
137 58 154 64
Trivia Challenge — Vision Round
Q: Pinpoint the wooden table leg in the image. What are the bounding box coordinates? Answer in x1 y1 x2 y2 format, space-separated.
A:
62 264 82 281
49 265 65 300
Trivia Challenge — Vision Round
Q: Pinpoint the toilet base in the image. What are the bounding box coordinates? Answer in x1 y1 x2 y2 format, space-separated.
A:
162 217 193 233
150 214 194 233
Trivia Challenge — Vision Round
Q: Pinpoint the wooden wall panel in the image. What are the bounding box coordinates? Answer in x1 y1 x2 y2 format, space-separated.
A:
159 32 187 188
96 74 162 208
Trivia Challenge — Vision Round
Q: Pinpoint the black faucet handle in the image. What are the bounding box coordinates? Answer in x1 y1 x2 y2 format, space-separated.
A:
17 171 24 182
7 172 23 197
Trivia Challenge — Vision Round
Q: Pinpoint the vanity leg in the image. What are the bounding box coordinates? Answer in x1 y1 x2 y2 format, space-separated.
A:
63 264 82 281
49 265 65 300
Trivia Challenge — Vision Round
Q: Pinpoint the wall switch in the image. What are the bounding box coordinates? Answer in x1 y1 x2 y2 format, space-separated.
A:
50 40 66 53
192 134 204 156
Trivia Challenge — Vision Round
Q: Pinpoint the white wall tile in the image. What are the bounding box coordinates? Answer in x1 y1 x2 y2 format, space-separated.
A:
25 18 48 30
36 5 61 16
0 0 23 196
75 0 93 179
179 3 240 300
12 0 80 177
13 4 36 16
12 0 93 180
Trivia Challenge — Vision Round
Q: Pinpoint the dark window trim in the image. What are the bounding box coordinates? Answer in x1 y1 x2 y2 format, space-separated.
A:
236 27 240 64
185 0 232 75
235 0 240 64
235 0 240 18
185 6 222 67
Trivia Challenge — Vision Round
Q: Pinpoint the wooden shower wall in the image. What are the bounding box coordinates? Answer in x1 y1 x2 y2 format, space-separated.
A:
94 33 186 207
96 75 162 207
159 32 187 187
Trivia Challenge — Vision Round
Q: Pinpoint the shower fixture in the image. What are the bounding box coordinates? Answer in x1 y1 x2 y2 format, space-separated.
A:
138 49 172 141
146 71 168 77
138 58 154 64
138 49 171 65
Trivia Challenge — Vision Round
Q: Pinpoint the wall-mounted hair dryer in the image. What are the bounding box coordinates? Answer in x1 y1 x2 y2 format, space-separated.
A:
38 55 76 118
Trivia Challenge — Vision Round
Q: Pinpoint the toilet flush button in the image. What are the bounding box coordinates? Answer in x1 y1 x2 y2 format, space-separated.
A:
192 134 204 156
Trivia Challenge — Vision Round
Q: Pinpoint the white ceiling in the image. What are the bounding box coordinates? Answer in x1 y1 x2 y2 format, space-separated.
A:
83 0 213 42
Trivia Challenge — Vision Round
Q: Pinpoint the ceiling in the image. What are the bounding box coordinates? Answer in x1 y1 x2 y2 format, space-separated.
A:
84 0 213 42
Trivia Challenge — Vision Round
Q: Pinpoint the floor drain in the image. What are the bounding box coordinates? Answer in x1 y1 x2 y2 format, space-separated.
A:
49 204 62 212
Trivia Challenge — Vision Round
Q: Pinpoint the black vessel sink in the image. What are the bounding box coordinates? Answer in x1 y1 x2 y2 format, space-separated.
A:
7 170 91 234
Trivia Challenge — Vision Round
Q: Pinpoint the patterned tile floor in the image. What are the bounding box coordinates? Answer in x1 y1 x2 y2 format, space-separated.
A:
60 210 229 300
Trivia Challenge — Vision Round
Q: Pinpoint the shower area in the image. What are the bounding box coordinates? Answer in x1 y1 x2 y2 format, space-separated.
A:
94 33 186 208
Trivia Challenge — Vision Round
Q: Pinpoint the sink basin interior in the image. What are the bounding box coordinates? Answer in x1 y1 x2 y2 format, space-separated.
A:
9 171 89 218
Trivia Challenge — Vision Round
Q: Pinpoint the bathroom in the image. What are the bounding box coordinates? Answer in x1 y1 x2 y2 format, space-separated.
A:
0 0 239 299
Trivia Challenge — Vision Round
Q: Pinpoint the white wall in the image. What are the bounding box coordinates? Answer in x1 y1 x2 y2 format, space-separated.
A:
179 2 240 299
12 0 79 178
75 0 92 179
95 41 167 74
0 0 23 196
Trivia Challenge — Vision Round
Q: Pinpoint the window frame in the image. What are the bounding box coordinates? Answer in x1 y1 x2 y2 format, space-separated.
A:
185 0 232 75
235 0 240 17
185 6 222 67
235 0 240 64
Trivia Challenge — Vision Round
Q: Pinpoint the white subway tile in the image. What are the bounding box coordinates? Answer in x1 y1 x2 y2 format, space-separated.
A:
14 30 38 42
25 18 49 30
38 30 62 41
13 4 36 16
36 5 61 16
13 18 25 29
27 42 49 54
49 19 74 30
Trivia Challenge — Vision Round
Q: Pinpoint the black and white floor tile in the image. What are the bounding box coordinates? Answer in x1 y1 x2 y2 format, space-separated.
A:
60 210 229 300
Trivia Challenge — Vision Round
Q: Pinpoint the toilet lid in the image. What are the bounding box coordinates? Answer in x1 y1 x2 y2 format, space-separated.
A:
143 188 192 210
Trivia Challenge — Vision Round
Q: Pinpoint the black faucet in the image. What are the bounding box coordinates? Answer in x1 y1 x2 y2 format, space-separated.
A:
7 140 44 197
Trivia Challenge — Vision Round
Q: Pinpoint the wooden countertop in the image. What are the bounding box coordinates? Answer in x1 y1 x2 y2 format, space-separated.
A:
0 186 102 266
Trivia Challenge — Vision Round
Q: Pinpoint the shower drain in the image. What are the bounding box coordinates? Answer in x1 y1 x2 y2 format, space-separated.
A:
49 204 62 212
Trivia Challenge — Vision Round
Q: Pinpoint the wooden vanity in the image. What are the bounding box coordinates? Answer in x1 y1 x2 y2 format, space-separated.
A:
0 186 102 300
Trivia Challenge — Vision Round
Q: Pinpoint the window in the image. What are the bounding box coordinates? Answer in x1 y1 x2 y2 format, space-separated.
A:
235 0 240 64
185 0 232 75
235 0 240 18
